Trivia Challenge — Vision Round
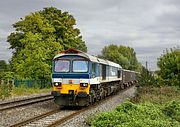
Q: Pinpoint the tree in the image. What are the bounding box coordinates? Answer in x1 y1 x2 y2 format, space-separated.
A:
7 7 87 80
138 66 156 86
118 45 140 70
157 47 180 86
0 60 7 72
99 44 141 71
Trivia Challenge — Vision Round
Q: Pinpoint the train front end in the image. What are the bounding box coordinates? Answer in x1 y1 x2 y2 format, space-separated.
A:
51 49 91 106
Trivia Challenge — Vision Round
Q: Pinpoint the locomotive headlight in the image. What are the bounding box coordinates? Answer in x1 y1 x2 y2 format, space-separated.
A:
53 82 61 86
80 83 88 87
55 83 58 86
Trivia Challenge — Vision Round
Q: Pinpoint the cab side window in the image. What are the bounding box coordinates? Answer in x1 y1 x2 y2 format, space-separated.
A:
118 70 121 78
92 63 96 78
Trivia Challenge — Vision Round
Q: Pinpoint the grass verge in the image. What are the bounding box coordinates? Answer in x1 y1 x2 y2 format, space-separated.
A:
0 83 51 99
11 85 51 97
132 86 180 105
88 86 180 127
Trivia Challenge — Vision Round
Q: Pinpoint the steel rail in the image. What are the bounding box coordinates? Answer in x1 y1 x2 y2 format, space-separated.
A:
0 94 52 106
0 95 53 111
10 108 60 127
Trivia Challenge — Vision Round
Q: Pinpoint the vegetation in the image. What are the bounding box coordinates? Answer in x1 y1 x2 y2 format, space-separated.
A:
11 85 51 97
99 44 141 71
90 86 180 127
0 83 12 99
138 47 180 87
163 101 180 122
91 101 180 127
133 86 180 105
138 66 156 86
0 60 8 71
0 83 50 99
157 47 180 87
0 81 51 99
7 7 87 80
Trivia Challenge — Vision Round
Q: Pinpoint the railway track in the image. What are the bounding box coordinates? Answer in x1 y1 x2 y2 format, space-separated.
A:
0 94 53 111
10 85 135 127
10 103 90 127
10 108 62 127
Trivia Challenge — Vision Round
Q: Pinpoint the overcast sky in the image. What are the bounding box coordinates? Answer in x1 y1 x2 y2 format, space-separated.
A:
0 0 179 71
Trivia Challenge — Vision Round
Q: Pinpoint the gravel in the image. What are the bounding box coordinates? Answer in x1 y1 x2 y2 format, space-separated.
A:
0 98 59 127
59 86 137 127
24 110 76 127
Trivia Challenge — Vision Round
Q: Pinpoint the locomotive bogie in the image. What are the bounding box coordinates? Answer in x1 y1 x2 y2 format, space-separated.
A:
54 95 90 106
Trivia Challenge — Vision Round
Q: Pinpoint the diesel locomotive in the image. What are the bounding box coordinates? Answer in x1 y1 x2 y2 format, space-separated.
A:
51 48 138 106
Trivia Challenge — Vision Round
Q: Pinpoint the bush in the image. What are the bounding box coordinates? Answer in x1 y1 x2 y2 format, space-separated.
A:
138 66 157 86
163 100 180 122
0 82 12 99
91 101 180 127
0 71 14 99
157 47 180 87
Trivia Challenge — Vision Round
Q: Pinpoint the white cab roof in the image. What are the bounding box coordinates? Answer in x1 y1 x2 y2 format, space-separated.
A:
53 48 122 68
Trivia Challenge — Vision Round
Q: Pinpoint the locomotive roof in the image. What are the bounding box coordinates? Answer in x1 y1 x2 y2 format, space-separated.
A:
53 48 122 68
123 69 139 73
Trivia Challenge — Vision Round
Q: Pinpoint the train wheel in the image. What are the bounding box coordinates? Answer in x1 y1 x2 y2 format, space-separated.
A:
89 94 95 104
121 84 125 89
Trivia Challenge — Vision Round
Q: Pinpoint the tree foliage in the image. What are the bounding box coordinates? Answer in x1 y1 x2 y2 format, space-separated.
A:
138 66 156 86
157 47 180 86
7 7 87 80
0 60 8 72
99 44 141 71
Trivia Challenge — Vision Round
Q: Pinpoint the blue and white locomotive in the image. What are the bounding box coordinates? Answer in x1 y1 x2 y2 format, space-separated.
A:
51 48 138 106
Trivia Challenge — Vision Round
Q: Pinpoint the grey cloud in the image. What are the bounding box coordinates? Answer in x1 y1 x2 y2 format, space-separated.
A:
0 0 180 70
0 41 12 61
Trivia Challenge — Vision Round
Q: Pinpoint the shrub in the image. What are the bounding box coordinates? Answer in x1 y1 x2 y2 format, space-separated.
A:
0 71 14 99
163 100 180 122
138 66 157 87
157 47 180 87
0 82 12 99
91 101 180 127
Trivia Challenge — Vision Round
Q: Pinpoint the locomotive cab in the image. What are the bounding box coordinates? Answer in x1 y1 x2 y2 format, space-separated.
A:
51 49 95 106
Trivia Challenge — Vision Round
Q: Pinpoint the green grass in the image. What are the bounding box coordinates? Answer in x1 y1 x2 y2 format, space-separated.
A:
89 86 180 127
11 85 51 97
0 83 51 99
132 86 180 105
